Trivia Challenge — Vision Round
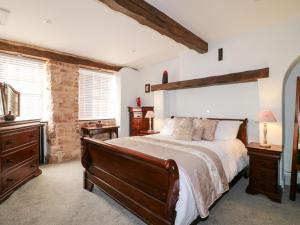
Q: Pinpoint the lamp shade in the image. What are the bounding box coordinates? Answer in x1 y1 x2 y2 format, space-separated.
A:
258 110 277 122
145 111 155 118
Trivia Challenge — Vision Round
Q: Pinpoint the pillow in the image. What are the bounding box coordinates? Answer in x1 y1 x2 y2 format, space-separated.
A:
192 119 219 141
192 119 204 141
160 118 175 136
172 117 194 141
215 120 242 140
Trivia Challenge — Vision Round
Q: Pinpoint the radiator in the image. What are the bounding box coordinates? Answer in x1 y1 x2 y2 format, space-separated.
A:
39 122 48 164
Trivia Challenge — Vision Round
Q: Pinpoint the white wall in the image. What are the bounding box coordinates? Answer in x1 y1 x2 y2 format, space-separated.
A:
115 67 143 137
138 17 300 184
283 61 300 183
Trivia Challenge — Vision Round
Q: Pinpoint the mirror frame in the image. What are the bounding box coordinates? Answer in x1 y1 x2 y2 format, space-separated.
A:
0 84 4 116
0 82 20 116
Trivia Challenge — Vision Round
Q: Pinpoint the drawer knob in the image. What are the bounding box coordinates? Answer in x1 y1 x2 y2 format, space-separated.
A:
29 134 35 138
260 162 266 167
6 178 14 182
30 165 36 168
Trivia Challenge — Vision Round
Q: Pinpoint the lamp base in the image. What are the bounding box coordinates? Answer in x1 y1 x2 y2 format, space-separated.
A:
259 143 271 148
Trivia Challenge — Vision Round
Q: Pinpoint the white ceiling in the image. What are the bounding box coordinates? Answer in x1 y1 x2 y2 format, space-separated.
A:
0 0 300 69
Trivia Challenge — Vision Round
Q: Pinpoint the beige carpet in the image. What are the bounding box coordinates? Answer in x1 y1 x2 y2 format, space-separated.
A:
0 160 299 225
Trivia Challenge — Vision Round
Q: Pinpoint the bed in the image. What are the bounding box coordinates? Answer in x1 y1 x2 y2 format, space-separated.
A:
81 118 248 225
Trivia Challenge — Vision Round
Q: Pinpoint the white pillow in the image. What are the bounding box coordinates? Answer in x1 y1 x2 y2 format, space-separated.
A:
160 118 175 136
215 121 242 140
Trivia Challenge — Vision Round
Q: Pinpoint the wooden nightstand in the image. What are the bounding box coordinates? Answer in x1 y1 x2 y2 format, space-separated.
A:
140 130 160 136
246 142 283 203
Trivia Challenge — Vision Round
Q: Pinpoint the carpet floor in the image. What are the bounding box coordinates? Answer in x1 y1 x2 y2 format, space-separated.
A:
0 160 299 225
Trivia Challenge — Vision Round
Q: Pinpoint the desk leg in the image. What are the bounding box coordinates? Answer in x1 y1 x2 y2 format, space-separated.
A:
109 131 112 139
116 129 118 138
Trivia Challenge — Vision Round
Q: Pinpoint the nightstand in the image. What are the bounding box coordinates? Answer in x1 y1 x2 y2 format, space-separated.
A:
246 142 283 203
140 130 160 136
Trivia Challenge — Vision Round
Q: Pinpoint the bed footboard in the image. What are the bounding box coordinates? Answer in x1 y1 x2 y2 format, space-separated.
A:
81 137 179 225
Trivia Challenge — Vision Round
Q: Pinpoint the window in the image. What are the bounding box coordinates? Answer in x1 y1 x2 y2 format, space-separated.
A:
0 53 46 119
79 68 115 120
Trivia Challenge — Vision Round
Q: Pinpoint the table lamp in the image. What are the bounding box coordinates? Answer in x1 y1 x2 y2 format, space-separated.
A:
258 110 277 148
145 111 154 131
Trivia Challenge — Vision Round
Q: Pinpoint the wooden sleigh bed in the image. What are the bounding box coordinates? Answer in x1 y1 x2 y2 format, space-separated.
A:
81 118 248 225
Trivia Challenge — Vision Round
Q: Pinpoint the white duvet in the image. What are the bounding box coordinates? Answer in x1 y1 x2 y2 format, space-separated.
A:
146 134 248 225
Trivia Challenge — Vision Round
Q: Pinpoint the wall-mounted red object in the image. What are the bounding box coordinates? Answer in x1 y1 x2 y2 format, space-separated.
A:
162 70 168 84
136 97 141 107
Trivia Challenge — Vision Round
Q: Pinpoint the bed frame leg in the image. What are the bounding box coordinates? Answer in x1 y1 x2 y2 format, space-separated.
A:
83 171 94 192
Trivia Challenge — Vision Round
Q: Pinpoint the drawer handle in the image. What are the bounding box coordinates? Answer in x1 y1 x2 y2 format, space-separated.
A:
5 140 14 146
6 178 14 182
6 159 14 164
30 165 36 168
29 134 35 138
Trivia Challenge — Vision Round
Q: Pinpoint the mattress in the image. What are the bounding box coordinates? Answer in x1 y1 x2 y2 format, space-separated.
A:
106 134 248 225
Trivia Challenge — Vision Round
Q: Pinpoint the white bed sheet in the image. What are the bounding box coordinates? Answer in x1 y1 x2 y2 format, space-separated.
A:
146 134 248 225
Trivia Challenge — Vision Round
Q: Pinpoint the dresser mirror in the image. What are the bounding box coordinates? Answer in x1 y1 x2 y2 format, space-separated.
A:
0 82 20 116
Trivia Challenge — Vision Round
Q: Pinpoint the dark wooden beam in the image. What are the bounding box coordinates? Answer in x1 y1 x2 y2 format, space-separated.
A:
151 68 269 91
98 0 208 54
0 39 122 72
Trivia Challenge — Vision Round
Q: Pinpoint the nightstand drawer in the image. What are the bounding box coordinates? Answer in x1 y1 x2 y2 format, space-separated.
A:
252 167 276 181
252 180 276 193
252 157 276 170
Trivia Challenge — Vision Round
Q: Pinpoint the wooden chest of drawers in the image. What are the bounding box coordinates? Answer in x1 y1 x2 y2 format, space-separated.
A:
246 142 282 202
128 107 154 136
0 120 42 203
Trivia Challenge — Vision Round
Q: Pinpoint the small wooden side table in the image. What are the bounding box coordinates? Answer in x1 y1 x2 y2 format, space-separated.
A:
81 126 119 139
140 130 160 136
246 142 283 203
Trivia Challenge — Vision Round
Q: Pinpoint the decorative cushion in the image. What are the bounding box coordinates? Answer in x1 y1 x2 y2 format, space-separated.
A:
192 119 219 141
160 118 175 136
215 120 242 140
192 119 205 141
172 117 194 141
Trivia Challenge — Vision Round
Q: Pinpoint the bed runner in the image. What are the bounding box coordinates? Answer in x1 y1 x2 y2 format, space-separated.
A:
106 136 229 218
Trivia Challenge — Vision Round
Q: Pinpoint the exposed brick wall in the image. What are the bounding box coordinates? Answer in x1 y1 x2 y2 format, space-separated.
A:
46 60 81 163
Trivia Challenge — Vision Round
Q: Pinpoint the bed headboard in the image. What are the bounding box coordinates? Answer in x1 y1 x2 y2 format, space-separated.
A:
170 116 248 145
207 118 248 146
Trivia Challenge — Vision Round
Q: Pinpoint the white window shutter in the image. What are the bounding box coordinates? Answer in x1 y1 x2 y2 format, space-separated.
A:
0 53 46 119
79 68 115 120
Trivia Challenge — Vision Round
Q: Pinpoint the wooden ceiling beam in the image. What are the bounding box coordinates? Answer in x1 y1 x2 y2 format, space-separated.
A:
98 0 208 54
151 68 269 91
0 39 123 72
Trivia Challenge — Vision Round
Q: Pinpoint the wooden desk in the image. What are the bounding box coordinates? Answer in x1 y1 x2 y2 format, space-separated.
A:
81 126 119 139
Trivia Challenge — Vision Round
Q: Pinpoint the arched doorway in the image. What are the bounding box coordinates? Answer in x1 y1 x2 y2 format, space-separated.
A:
282 56 300 199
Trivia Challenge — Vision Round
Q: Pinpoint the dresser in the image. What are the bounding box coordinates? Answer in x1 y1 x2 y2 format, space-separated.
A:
128 106 154 136
246 142 282 202
0 120 42 203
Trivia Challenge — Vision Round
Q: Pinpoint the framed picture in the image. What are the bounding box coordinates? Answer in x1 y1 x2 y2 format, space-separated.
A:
145 84 150 93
